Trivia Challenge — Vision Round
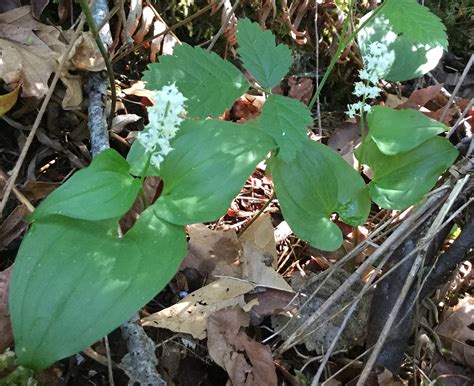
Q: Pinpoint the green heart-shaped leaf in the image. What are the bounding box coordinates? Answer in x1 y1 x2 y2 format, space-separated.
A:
368 106 448 155
358 0 447 81
153 119 275 225
271 140 370 251
143 43 249 118
31 149 141 221
237 18 293 89
356 136 458 209
10 207 186 370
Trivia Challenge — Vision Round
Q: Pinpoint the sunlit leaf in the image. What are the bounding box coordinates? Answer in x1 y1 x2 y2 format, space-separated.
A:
272 140 370 251
10 207 186 370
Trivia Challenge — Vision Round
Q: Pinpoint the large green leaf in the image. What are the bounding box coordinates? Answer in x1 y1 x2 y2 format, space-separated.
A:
10 207 186 369
143 43 249 118
356 137 458 209
368 106 448 155
31 149 141 221
358 0 447 81
236 18 293 89
271 140 370 251
256 94 313 162
152 119 275 225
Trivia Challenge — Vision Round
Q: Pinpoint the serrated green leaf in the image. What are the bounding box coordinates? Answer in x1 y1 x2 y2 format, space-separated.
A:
237 18 292 89
31 149 141 221
356 137 458 209
368 106 448 155
152 119 275 225
10 207 186 370
256 95 313 162
142 43 249 118
272 140 370 251
358 0 447 81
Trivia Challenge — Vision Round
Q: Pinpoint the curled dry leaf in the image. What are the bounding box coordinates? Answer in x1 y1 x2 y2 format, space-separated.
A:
240 214 293 292
0 204 29 250
0 85 20 117
141 277 255 339
407 84 444 108
0 6 62 97
68 32 105 72
124 0 142 42
207 306 277 386
436 295 474 368
149 19 166 63
0 5 84 109
133 5 155 44
0 266 13 353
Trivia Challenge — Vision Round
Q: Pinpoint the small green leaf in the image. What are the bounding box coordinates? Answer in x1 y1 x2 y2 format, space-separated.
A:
143 43 249 118
31 149 141 221
368 106 448 155
271 140 370 251
10 207 186 370
237 18 293 89
153 119 275 225
358 0 447 81
257 95 313 162
356 137 458 209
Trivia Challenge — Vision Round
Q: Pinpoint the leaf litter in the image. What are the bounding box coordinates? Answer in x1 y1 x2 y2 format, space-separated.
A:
1 1 473 385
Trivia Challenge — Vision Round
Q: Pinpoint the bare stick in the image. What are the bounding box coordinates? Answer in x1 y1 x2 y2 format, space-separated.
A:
356 178 468 385
276 187 449 353
440 54 473 123
207 0 240 52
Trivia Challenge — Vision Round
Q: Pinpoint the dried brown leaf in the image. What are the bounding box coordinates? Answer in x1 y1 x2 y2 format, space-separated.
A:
68 32 105 72
0 266 13 353
207 307 277 386
0 204 29 250
240 214 293 292
142 277 255 339
288 76 314 105
181 224 242 280
408 84 444 107
133 6 155 44
437 295 474 368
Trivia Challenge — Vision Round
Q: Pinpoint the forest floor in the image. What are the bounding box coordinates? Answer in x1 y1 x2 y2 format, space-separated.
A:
0 1 473 385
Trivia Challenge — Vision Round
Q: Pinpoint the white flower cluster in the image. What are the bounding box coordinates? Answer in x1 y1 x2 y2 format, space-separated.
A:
346 41 391 118
138 83 187 168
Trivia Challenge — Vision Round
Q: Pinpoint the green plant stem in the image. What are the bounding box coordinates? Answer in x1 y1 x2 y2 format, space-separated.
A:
308 2 386 110
78 0 116 130
239 191 275 235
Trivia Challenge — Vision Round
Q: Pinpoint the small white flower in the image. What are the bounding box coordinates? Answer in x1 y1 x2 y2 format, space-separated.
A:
137 83 187 169
347 39 390 118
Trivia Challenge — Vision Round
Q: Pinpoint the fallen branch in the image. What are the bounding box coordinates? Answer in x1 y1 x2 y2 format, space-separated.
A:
83 1 166 384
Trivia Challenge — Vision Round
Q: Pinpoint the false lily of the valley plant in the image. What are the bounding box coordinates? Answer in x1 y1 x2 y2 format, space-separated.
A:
10 0 457 369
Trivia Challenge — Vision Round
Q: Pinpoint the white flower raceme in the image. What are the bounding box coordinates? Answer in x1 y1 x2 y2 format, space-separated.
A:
346 41 391 118
138 83 187 168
